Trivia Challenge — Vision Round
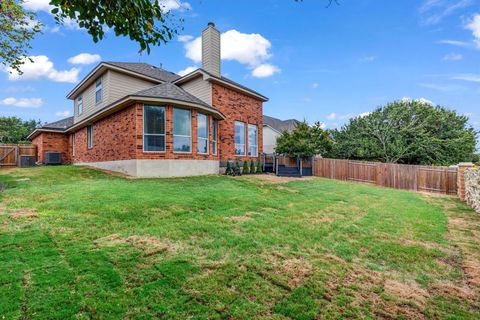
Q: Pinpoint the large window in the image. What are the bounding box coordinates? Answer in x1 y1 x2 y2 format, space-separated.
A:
212 119 218 155
87 125 94 149
234 121 246 156
77 96 83 115
197 113 208 154
248 124 258 157
173 108 191 152
95 78 102 103
143 105 166 152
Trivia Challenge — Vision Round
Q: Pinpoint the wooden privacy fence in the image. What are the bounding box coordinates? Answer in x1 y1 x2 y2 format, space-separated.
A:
314 158 458 195
0 144 36 167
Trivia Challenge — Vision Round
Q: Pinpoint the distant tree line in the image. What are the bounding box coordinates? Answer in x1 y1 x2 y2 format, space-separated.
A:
0 116 41 144
275 100 479 166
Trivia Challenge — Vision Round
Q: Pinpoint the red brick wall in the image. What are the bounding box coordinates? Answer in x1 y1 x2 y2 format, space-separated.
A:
31 132 70 164
212 83 263 161
72 104 138 163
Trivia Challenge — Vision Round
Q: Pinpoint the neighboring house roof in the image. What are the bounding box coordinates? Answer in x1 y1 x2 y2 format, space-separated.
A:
173 68 269 102
105 62 180 83
263 115 300 133
42 117 74 131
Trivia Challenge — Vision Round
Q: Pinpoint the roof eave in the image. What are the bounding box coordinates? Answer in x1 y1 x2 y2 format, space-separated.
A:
27 128 67 140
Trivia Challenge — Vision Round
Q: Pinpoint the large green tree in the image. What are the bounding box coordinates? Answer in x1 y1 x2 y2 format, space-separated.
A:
276 121 332 158
0 116 41 144
329 100 478 165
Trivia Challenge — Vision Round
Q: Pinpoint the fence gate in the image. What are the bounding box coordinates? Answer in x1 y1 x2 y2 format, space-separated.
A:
0 145 36 167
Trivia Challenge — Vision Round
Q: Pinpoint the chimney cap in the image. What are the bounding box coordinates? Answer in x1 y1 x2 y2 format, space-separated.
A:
207 22 215 27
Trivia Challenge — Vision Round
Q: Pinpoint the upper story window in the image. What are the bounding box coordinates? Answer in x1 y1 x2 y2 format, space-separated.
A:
173 108 191 152
248 124 258 157
212 119 218 155
77 96 83 115
87 125 94 149
143 105 166 152
197 113 208 154
95 78 102 103
234 121 246 156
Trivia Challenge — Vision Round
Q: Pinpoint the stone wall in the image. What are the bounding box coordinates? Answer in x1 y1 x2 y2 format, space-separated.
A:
464 168 480 214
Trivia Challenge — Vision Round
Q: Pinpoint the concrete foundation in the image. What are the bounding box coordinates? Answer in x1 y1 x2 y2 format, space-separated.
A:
76 159 220 177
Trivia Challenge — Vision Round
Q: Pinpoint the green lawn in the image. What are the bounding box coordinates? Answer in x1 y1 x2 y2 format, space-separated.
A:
1 166 479 319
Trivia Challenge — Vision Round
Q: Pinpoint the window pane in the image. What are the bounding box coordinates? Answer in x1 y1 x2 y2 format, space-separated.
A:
248 124 258 156
235 144 245 155
235 121 245 144
144 106 165 134
173 108 191 136
197 113 208 139
198 138 208 154
212 119 217 140
212 141 217 154
174 136 191 152
144 135 165 151
96 90 102 103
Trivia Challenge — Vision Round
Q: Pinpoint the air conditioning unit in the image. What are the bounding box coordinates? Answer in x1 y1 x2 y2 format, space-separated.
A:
45 152 62 165
20 155 36 168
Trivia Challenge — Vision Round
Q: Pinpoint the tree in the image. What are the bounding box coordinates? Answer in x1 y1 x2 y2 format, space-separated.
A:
275 121 332 158
1 0 183 73
329 100 478 165
0 116 41 144
0 0 42 73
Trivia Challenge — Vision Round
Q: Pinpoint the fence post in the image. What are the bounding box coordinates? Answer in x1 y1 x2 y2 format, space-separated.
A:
457 162 474 201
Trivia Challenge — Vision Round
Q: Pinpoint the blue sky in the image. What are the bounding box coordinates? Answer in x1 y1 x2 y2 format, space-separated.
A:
1 0 479 140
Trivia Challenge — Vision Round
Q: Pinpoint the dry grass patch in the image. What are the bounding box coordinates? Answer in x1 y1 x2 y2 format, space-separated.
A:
430 281 474 300
94 234 179 257
263 252 313 289
384 279 429 310
9 208 38 220
227 215 253 222
245 174 315 184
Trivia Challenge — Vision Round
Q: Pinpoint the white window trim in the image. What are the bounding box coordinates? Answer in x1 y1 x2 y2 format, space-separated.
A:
234 121 246 156
143 105 166 153
212 119 218 155
248 124 258 157
95 78 102 104
197 113 209 155
77 96 83 115
173 108 192 154
87 125 94 149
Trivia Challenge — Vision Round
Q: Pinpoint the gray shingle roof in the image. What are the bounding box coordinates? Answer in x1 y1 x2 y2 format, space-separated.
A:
133 82 212 108
263 115 299 133
105 62 181 83
42 116 74 131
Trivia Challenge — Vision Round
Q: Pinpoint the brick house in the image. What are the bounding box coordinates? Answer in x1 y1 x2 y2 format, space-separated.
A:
29 23 268 177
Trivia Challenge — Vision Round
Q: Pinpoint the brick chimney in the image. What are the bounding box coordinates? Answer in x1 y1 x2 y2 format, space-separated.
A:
202 22 221 77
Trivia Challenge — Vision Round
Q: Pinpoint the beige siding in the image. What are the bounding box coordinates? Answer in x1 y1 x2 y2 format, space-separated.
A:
179 75 212 105
263 126 280 154
73 70 157 123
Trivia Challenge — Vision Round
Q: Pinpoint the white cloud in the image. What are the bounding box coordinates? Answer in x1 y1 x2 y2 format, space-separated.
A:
0 97 43 108
326 113 337 120
55 110 71 117
68 53 101 65
312 83 319 89
419 83 465 92
443 53 463 61
319 122 326 129
251 64 280 78
2 86 35 93
466 14 480 48
359 55 377 62
22 0 53 12
178 35 194 43
437 39 471 47
177 66 198 76
6 55 80 83
452 74 480 82
417 98 434 105
159 0 191 12
359 112 372 118
419 0 472 25
182 29 280 78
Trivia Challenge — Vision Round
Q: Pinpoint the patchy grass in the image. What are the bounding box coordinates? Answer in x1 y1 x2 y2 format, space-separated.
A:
0 166 479 319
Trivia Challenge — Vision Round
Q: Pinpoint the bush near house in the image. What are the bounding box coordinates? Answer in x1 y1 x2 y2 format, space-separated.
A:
1 166 479 319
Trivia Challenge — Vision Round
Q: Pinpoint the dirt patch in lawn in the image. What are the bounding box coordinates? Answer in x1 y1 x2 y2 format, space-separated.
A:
95 234 178 257
430 282 474 300
9 208 38 220
263 253 314 289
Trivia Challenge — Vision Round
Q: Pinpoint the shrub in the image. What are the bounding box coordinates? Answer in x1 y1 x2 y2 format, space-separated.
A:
242 160 250 174
250 160 256 174
257 161 263 173
225 161 232 175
